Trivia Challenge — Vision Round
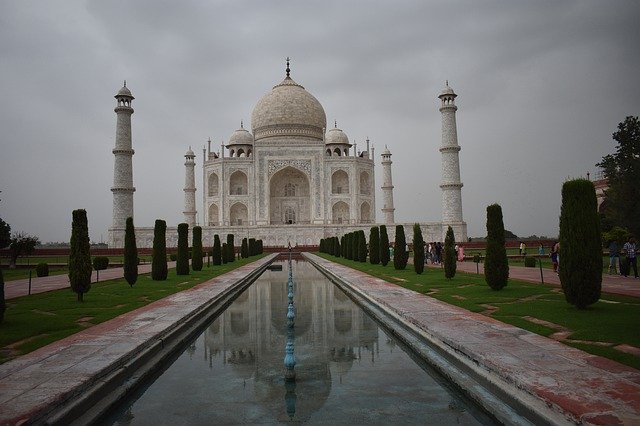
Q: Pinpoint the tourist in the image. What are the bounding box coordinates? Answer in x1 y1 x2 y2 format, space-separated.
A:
608 240 620 275
435 242 442 264
622 237 638 278
550 242 559 274
520 241 526 256
457 244 465 262
538 243 544 256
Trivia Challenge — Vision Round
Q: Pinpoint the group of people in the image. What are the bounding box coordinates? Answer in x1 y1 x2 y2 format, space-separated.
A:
608 237 638 278
424 242 465 264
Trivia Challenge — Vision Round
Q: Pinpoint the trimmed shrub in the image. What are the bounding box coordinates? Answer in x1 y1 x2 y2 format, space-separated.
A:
69 209 92 302
524 256 537 267
413 224 425 274
0 269 5 323
169 253 177 261
124 217 138 287
192 226 203 271
36 262 49 277
241 238 249 259
380 225 390 266
226 234 235 263
176 223 190 275
249 238 256 256
257 240 263 254
394 225 408 270
221 243 228 264
152 219 168 281
212 235 222 265
559 179 602 309
358 231 367 262
370 227 380 265
92 256 109 271
351 232 359 261
444 226 456 279
485 204 509 290
334 236 341 257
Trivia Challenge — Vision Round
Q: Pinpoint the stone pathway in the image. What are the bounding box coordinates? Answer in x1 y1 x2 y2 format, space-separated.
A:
3 262 177 300
308 253 640 425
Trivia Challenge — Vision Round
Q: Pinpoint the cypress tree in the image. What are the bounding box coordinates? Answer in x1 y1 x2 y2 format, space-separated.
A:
226 234 235 262
124 217 138 287
0 269 5 323
340 235 346 257
192 226 203 271
334 236 340 257
394 225 408 270
241 237 249 258
249 238 256 256
351 232 358 260
152 219 168 280
69 209 92 302
176 223 190 275
358 230 367 262
212 234 222 265
559 179 602 309
370 226 380 265
413 224 425 274
221 243 228 264
380 225 390 266
258 240 263 254
444 226 456 279
485 204 509 290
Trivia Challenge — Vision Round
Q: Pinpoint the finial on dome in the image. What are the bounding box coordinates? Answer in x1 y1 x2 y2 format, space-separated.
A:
124 80 127 87
334 120 337 128
286 57 290 77
240 120 244 129
446 80 448 86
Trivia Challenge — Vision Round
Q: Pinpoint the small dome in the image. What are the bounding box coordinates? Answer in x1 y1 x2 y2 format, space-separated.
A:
439 81 456 98
116 81 133 98
325 125 350 146
251 76 326 142
185 146 195 157
228 124 254 146
382 145 391 155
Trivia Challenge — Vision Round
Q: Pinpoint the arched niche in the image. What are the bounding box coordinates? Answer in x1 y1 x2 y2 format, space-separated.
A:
208 173 219 196
229 202 248 226
359 171 371 195
360 201 371 223
208 203 219 226
331 170 349 194
332 201 349 224
230 170 248 195
269 166 310 225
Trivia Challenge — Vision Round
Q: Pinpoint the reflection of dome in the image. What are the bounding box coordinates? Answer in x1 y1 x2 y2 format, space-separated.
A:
251 75 326 142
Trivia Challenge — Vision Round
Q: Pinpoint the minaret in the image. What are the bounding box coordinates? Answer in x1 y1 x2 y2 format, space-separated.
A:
183 146 197 226
110 81 135 244
438 82 465 234
381 146 395 224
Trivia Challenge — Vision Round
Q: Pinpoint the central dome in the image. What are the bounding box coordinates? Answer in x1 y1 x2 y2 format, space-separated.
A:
251 75 327 142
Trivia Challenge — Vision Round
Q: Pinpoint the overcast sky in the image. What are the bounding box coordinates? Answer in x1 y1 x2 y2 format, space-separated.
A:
1 0 638 243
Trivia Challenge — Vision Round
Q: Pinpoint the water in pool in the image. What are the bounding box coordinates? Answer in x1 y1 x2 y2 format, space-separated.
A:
106 260 495 424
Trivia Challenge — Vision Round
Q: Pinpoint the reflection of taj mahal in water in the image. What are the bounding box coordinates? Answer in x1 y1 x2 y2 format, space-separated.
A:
201 261 381 420
108 59 466 247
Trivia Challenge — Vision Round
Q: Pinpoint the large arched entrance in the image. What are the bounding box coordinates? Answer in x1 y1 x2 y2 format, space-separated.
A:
269 166 310 224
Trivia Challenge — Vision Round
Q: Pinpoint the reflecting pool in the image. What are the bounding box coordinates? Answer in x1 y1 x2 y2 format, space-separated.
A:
106 260 495 424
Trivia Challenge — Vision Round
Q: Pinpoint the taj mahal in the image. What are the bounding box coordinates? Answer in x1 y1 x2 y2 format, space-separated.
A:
108 60 466 248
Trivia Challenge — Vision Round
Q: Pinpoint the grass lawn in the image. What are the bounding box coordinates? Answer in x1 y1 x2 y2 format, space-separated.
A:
318 253 640 370
0 255 265 364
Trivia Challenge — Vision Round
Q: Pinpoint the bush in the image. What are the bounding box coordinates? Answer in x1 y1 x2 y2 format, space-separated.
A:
380 225 390 266
226 234 235 263
334 236 341 257
0 269 5 323
69 209 92 302
92 256 109 271
221 243 228 264
124 217 138 287
484 204 509 290
413 224 425 274
192 226 203 271
212 235 222 265
176 223 190 275
36 262 49 277
241 238 249 259
151 219 168 281
249 238 256 256
370 227 380 265
559 179 602 309
524 256 537 267
394 225 408 270
358 230 367 262
169 253 177 261
444 226 456 279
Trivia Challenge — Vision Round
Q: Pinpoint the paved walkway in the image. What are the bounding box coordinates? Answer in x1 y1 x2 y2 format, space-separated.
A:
308 253 640 424
428 260 640 298
3 262 177 300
